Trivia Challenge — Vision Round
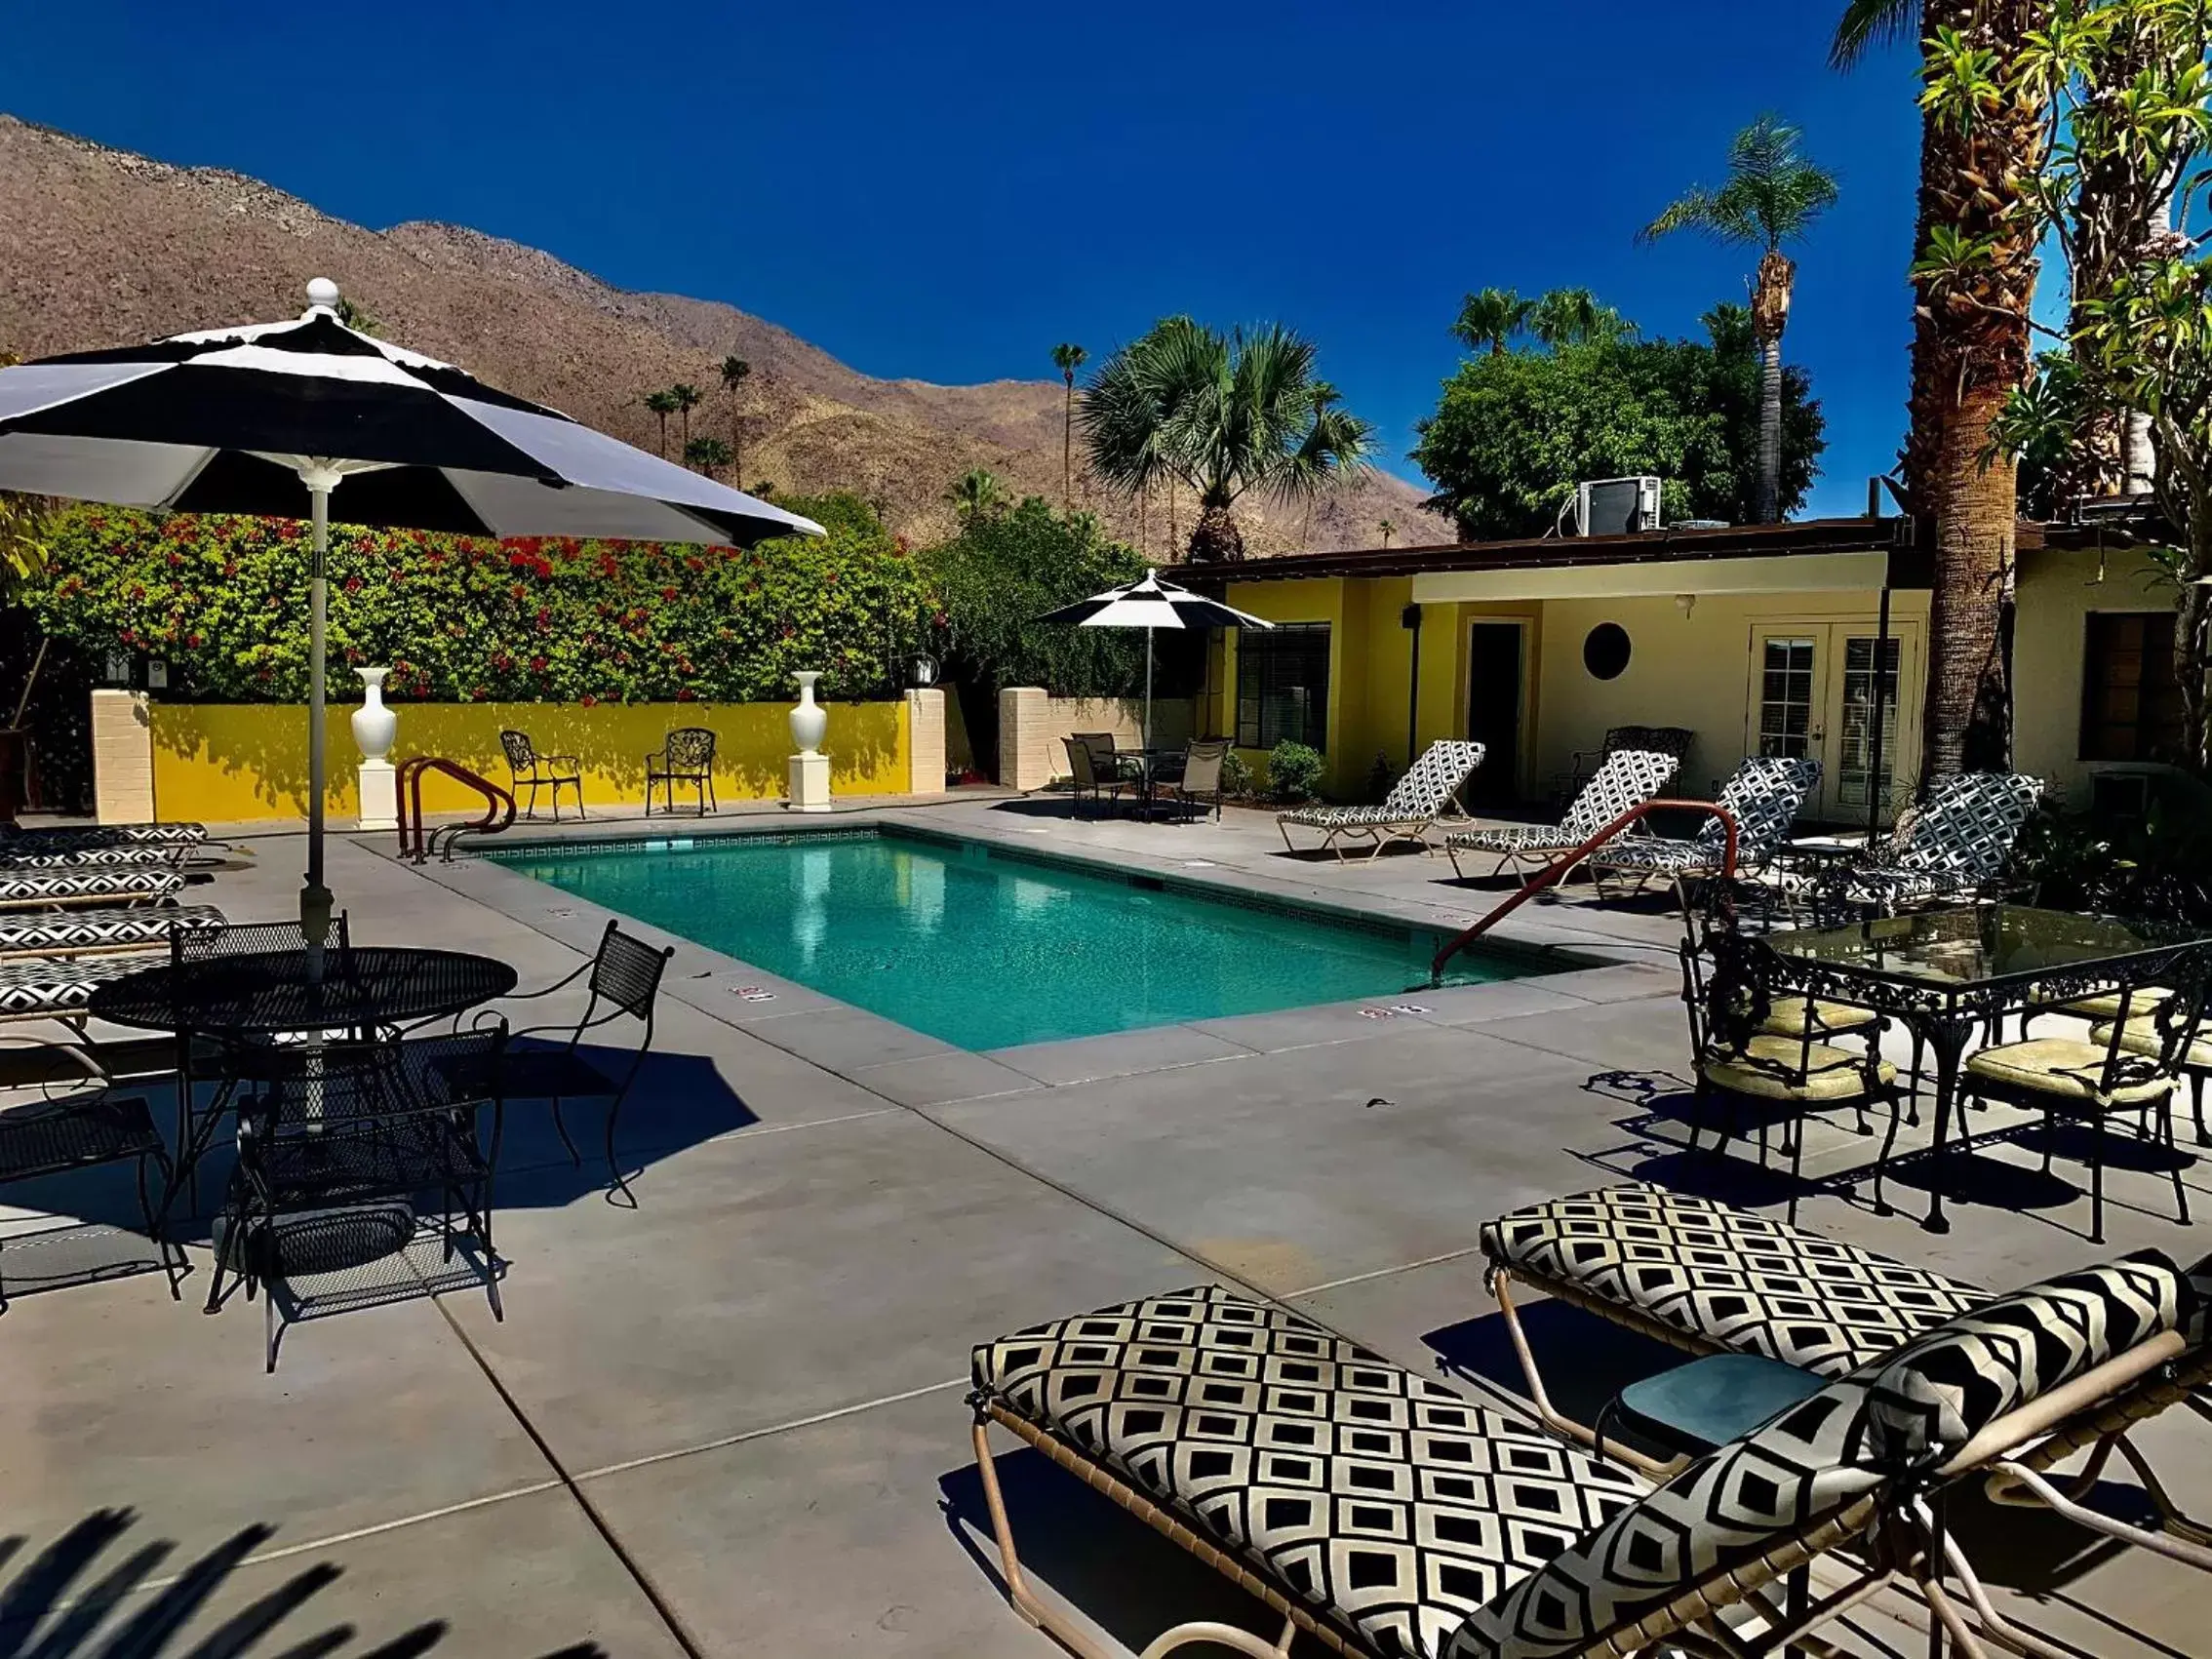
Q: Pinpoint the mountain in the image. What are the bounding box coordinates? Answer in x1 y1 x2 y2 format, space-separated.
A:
0 115 1454 555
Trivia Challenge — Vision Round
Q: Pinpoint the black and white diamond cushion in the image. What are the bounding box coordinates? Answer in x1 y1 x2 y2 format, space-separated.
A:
0 904 222 956
1445 750 1679 856
0 843 186 869
0 865 185 905
0 821 206 850
1589 756 1820 876
1450 1250 2196 1659
1481 1186 1990 1377
972 1284 1645 1659
1281 742 1487 831
0 952 154 1017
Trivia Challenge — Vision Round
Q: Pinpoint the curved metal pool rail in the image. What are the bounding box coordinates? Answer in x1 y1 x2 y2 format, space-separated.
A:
1430 799 1738 983
395 757 517 863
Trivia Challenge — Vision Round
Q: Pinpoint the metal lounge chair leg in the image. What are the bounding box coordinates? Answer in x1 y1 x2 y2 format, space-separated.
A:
2090 1111 2107 1245
1488 1274 1675 1478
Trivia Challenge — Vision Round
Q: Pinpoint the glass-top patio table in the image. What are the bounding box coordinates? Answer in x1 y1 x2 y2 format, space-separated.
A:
1758 905 2207 1232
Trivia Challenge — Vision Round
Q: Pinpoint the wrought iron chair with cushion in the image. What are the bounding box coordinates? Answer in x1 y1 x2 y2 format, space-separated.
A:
1443 747 1679 881
1276 738 1486 859
0 1088 179 1311
437 919 675 1205
499 729 583 822
1063 735 1124 817
1679 908 1900 1222
1962 959 2209 1244
645 726 717 816
1161 738 1230 822
1588 754 1821 898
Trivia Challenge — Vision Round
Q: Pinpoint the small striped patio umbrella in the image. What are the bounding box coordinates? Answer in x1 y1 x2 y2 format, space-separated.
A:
0 278 824 934
1035 568 1272 751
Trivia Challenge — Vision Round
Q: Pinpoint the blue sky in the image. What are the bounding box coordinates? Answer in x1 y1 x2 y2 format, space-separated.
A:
1 0 1927 520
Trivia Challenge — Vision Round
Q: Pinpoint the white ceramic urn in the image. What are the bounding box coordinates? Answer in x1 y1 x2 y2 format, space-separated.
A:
789 671 827 755
351 667 397 760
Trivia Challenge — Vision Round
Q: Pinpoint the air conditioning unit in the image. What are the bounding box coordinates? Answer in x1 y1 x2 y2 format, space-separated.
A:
1575 476 1663 536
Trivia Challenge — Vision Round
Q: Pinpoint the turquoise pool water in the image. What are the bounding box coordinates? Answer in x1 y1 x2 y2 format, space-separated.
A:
493 830 1513 1050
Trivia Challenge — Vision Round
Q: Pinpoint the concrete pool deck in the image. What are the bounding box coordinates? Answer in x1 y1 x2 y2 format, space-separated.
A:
0 792 2205 1658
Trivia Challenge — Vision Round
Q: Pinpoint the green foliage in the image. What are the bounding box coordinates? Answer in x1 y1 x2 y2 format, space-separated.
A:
920 495 1148 695
684 435 733 476
1267 740 1324 803
1637 115 1839 256
1218 748 1253 799
27 493 928 705
1080 318 1373 562
945 468 1007 522
1410 304 1825 539
1364 751 1397 804
1452 288 1536 356
2014 789 2212 926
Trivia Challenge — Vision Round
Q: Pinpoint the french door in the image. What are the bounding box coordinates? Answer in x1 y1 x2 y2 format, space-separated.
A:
1747 621 1922 824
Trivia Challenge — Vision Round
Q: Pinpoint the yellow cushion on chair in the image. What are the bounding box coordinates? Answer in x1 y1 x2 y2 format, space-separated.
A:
1759 998 1879 1039
1702 1035 1895 1102
2041 985 2172 1023
2090 1019 2212 1072
1965 1038 2173 1106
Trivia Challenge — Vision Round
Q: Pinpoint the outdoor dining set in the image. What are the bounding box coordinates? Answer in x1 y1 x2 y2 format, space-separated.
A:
0 822 675 1368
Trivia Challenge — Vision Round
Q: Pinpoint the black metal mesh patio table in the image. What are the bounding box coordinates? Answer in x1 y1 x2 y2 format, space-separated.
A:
88 947 518 1039
1758 905 2208 1233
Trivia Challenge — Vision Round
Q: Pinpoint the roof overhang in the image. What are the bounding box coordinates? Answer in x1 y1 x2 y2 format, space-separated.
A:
1410 548 1894 603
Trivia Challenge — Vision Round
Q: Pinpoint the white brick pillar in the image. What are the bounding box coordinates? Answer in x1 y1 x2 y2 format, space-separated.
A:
906 688 945 797
998 687 1052 791
91 689 156 824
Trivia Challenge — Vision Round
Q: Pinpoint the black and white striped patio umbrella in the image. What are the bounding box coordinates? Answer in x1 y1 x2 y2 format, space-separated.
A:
0 279 825 929
1036 568 1271 749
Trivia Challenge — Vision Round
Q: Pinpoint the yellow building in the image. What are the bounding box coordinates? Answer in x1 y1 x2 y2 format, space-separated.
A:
1209 516 2180 825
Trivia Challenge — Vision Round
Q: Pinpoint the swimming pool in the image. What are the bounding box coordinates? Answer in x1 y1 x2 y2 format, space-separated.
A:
491 828 1521 1050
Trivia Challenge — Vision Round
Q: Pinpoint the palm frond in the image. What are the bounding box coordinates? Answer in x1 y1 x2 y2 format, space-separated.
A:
1831 0 1921 70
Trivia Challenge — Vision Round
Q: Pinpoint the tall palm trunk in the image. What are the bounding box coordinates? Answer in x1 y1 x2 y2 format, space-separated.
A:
1914 0 2041 780
1756 333 1784 523
1061 382 1075 506
1189 498 1244 564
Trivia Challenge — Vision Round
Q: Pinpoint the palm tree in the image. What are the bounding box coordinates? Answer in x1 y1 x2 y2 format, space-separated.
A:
1638 115 1840 524
1451 287 1535 356
1527 288 1635 349
1079 318 1374 564
944 467 1007 522
1836 0 2042 776
1378 518 1397 549
685 435 733 477
719 355 752 482
1050 342 1086 505
644 389 680 458
669 383 703 454
1302 380 1344 546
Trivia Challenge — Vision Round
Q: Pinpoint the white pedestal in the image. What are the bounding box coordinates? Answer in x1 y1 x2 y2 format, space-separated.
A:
786 752 831 813
357 759 399 830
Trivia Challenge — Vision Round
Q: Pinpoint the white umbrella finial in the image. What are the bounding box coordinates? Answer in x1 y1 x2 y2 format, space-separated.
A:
304 277 340 316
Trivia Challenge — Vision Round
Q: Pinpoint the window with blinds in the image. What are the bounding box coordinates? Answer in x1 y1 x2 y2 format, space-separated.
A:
1236 623 1330 750
2079 612 2183 762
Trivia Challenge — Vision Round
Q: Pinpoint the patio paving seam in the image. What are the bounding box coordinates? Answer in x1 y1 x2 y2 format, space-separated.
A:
425 1282 712 1659
567 1375 972 1483
1279 1241 1492 1299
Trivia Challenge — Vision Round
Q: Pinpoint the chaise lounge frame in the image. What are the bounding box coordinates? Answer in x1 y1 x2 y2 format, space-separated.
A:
969 1323 2206 1659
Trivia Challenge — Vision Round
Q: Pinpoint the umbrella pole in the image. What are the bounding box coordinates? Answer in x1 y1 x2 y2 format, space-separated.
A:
299 466 337 949
1144 627 1155 753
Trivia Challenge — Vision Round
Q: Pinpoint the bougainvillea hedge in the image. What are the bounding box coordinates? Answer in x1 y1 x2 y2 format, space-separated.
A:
28 491 931 704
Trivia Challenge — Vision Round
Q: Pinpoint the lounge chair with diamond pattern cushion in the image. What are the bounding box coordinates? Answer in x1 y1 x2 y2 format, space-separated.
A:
1277 740 1486 860
0 904 223 959
1587 754 1820 896
0 864 185 911
966 1259 2206 1659
0 822 212 868
1820 770 2042 915
1442 748 1679 882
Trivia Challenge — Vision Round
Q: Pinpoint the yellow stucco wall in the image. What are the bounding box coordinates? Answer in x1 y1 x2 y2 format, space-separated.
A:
149 699 911 823
2012 544 2173 805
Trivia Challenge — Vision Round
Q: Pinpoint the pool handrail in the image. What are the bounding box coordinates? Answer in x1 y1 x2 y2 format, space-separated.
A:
1429 799 1738 982
395 756 516 863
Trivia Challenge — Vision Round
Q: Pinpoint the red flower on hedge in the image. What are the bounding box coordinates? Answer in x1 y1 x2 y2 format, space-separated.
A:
343 575 363 592
660 586 678 602
580 693 598 708
530 655 548 674
676 687 696 702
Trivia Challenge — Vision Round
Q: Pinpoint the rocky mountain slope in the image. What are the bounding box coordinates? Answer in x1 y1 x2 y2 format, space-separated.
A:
0 115 1453 555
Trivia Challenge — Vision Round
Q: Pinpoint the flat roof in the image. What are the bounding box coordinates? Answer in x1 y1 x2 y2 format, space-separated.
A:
1220 516 1905 581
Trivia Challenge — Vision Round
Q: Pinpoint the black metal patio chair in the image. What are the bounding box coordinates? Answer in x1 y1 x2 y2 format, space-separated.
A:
0 1089 179 1311
645 727 717 816
500 729 583 822
1064 735 1125 817
437 919 674 1205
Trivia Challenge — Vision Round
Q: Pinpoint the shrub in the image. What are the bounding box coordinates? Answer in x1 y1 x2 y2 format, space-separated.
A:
1364 751 1397 804
921 496 1148 694
27 492 928 705
1218 749 1253 800
1267 740 1324 803
2013 790 2212 927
